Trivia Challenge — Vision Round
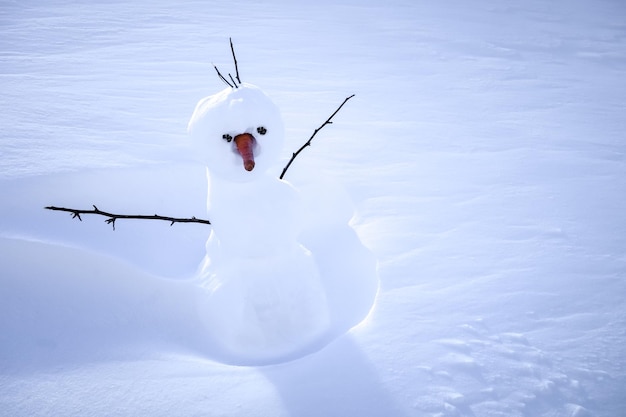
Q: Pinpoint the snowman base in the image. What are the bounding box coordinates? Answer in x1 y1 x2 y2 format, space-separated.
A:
195 246 331 365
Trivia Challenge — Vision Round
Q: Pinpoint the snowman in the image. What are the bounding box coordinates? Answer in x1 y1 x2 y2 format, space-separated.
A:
188 80 377 364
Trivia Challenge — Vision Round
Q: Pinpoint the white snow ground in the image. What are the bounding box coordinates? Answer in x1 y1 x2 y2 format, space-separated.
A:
1 0 625 416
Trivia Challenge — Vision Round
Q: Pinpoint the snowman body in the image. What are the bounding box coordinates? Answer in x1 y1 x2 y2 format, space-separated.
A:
188 84 330 362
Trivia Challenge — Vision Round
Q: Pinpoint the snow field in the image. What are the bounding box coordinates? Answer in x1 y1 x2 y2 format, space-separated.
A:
1 0 626 416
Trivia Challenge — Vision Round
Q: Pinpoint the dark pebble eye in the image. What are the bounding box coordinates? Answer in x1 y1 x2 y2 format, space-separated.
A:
222 134 233 142
257 126 267 135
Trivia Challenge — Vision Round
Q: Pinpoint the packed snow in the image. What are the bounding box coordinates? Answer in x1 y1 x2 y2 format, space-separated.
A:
187 83 286 181
1 0 626 416
187 83 377 364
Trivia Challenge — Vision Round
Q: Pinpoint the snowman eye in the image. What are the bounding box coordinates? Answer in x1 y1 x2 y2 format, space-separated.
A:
222 134 233 142
256 126 267 135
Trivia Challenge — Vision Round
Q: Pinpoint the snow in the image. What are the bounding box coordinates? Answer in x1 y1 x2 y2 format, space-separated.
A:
1 0 626 416
187 82 376 364
187 83 285 180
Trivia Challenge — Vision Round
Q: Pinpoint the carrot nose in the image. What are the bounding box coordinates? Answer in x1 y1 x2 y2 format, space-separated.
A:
234 133 255 171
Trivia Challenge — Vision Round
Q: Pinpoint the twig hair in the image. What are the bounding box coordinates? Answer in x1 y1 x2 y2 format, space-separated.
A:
214 37 242 88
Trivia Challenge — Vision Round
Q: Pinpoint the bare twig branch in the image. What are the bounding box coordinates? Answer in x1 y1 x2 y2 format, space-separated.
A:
45 205 211 231
279 94 355 180
213 64 234 88
230 37 241 84
228 73 238 88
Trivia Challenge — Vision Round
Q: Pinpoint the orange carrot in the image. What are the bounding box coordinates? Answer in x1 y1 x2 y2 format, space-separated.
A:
234 133 256 171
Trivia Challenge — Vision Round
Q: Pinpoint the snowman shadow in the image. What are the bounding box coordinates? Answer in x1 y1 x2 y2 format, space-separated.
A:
261 334 406 416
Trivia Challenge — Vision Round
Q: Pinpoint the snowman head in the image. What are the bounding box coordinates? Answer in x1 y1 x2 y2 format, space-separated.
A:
188 83 285 182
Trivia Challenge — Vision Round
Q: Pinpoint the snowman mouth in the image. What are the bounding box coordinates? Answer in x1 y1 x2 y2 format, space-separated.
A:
234 133 256 171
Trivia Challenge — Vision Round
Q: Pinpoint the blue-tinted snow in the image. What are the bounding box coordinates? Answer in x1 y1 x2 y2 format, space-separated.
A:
1 0 625 416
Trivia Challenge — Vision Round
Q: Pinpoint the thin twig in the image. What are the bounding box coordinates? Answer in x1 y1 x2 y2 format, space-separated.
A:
213 64 234 88
279 94 355 180
228 73 238 88
230 37 241 84
45 205 211 231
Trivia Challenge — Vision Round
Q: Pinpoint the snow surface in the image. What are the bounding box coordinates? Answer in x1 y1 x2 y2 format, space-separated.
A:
1 0 626 416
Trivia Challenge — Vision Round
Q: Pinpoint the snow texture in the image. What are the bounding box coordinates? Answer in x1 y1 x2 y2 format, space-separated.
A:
1 0 626 416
